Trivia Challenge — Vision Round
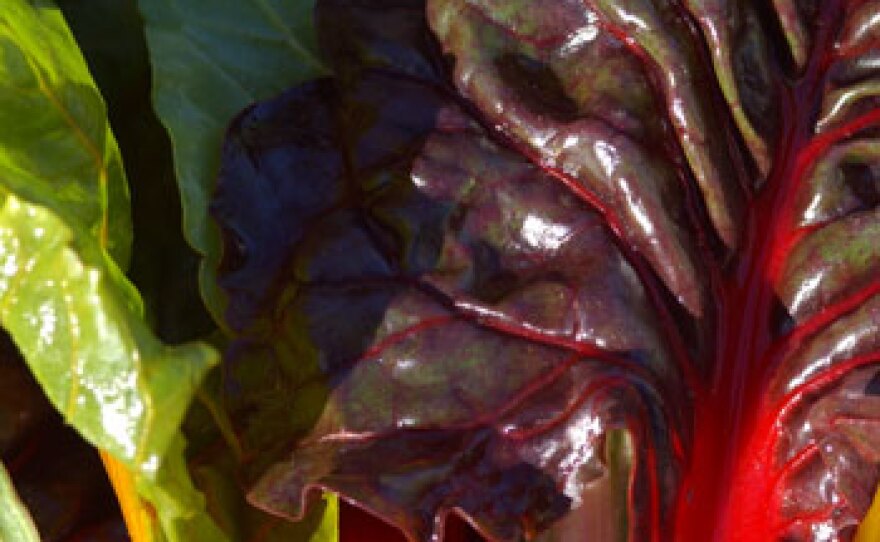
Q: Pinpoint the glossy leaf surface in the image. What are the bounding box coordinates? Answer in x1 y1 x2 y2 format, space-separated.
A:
212 0 880 541
216 73 683 540
1 332 127 542
0 2 218 541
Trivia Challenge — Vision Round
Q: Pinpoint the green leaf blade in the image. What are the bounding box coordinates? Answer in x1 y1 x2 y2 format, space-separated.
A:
0 463 40 542
0 2 225 540
0 190 216 481
0 1 131 269
136 2 337 541
137 0 328 322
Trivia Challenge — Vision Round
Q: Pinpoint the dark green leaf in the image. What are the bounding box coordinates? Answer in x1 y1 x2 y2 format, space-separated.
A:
137 0 329 324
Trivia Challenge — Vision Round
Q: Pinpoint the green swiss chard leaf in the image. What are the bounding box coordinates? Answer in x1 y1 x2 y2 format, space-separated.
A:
0 1 218 540
57 0 215 345
133 435 228 541
136 0 329 325
0 0 131 269
0 463 39 542
135 0 338 539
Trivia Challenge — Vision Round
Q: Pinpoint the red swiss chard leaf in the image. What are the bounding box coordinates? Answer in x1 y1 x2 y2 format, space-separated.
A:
210 1 880 540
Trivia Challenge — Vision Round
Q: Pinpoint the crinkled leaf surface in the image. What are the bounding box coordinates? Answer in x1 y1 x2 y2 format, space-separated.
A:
216 73 683 541
135 0 339 539
0 1 217 540
182 384 341 542
212 0 880 541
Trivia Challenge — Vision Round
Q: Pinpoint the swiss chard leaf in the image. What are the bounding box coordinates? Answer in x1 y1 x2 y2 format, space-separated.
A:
214 72 685 540
135 2 341 539
0 0 214 472
57 0 215 345
0 2 219 540
136 0 329 325
211 0 880 541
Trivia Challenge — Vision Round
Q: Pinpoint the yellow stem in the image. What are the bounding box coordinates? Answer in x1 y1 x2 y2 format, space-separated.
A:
856 483 880 542
99 450 155 542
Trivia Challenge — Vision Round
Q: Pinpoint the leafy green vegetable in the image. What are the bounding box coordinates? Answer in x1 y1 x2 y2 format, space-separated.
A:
0 2 220 540
1 0 879 541
135 2 338 539
57 0 215 346
0 190 214 482
136 0 328 324
210 0 880 540
0 0 129 267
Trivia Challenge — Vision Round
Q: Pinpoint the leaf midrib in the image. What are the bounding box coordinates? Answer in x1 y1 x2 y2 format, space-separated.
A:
0 19 111 251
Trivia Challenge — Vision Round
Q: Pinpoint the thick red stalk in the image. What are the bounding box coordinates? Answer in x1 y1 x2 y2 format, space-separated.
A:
673 3 857 541
336 1 880 539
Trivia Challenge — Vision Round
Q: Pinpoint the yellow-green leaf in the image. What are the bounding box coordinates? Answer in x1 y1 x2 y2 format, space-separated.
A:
0 2 220 540
0 462 39 542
